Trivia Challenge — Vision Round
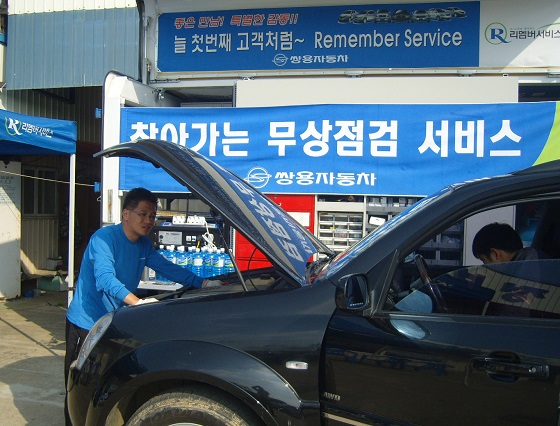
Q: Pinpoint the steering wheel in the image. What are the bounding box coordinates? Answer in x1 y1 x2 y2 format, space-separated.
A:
413 254 448 312
413 254 431 284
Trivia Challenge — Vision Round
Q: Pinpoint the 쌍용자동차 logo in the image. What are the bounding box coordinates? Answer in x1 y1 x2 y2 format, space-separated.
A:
245 167 272 189
272 54 289 67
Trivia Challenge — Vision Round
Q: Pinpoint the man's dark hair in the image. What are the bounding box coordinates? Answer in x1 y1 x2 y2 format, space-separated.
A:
122 188 158 211
472 222 523 259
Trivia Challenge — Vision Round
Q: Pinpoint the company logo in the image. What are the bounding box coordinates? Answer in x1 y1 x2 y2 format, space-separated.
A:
485 22 509 44
245 167 271 189
4 116 54 139
272 53 288 67
5 117 23 136
485 21 560 45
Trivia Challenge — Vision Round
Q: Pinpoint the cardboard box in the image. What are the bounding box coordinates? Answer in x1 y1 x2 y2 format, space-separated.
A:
38 275 68 292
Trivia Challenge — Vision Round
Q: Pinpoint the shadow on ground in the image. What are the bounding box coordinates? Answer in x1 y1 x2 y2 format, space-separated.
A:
0 282 68 425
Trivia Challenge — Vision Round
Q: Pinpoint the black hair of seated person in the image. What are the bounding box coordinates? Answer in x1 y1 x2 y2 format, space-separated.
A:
472 222 523 259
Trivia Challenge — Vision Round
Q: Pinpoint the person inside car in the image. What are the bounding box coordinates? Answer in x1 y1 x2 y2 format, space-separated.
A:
472 222 549 264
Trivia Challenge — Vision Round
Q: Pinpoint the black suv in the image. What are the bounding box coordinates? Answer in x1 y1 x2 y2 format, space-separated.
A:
68 139 560 425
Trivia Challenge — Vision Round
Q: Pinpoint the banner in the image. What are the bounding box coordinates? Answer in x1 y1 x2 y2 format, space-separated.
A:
157 2 480 73
120 102 560 196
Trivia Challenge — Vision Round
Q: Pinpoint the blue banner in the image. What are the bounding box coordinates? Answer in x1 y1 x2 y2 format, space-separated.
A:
119 102 559 196
157 2 480 73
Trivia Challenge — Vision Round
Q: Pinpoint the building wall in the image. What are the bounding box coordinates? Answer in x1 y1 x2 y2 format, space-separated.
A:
6 6 139 90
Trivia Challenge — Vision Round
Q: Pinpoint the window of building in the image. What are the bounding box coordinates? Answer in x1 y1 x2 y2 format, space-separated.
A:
22 167 58 216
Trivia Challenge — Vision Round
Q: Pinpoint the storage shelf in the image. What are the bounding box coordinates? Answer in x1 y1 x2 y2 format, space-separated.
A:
318 208 365 252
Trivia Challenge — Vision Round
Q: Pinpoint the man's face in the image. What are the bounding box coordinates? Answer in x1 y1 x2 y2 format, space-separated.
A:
122 200 157 241
478 248 513 265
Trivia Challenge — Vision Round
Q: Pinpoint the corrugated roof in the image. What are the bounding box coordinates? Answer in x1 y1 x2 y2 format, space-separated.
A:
6 7 139 90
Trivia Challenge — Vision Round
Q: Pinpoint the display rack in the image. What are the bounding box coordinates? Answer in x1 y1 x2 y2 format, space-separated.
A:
418 223 464 266
316 198 366 253
366 196 422 233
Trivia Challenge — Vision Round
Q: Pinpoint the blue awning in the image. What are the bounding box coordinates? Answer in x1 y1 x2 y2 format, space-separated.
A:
0 109 77 156
0 108 78 303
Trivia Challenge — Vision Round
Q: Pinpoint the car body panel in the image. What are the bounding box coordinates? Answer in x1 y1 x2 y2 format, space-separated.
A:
95 139 333 286
68 279 337 425
324 310 560 425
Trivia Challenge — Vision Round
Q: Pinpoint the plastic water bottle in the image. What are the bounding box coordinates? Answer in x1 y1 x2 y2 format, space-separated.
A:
186 246 194 271
206 248 216 277
162 245 176 283
212 247 224 277
192 248 203 277
200 247 208 278
156 245 166 282
223 248 235 274
205 248 213 277
176 246 188 269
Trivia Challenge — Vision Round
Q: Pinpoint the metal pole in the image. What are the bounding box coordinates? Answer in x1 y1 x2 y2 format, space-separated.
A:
67 153 76 307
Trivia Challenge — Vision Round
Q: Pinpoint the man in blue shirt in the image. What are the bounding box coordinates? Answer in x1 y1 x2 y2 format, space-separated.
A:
64 187 219 424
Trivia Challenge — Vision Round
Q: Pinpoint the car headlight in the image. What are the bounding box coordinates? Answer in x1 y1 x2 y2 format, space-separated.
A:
75 311 114 370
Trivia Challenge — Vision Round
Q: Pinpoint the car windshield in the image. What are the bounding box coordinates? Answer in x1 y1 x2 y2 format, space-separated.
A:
325 186 454 274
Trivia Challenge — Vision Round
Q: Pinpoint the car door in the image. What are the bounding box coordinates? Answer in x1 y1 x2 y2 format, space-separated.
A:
322 259 560 425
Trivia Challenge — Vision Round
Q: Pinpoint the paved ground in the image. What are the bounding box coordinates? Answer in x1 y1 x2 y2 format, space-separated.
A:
0 285 68 425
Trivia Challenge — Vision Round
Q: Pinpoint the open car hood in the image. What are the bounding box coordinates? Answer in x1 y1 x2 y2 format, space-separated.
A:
95 139 334 286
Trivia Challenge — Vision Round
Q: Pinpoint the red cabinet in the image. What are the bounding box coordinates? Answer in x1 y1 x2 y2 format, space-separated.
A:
234 194 315 270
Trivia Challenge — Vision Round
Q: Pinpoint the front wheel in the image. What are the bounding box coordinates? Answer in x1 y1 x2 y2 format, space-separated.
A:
126 386 260 426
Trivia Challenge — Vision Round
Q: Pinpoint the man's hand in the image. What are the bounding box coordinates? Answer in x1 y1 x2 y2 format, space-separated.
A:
203 279 222 288
135 297 159 305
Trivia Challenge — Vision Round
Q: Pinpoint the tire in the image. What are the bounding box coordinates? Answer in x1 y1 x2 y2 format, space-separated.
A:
126 386 260 426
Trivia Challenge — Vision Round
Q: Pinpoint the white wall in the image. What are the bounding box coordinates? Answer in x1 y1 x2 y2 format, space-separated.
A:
0 162 21 299
235 76 519 106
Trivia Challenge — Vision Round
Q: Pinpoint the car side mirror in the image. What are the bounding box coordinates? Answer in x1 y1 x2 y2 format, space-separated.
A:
336 275 369 311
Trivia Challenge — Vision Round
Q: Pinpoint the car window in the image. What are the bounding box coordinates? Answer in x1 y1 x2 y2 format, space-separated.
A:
384 198 560 318
392 260 560 318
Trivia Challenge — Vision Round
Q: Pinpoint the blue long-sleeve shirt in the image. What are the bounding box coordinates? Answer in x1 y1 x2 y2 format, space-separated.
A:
67 223 204 330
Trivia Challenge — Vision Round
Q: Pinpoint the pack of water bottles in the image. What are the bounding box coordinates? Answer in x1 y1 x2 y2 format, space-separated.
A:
151 244 235 284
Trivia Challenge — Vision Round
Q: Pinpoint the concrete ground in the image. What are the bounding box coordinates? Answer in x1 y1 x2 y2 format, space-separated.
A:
0 282 68 425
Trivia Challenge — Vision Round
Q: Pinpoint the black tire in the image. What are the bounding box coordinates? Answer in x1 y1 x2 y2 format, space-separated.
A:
126 386 260 426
